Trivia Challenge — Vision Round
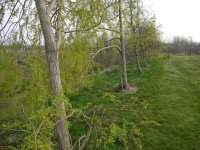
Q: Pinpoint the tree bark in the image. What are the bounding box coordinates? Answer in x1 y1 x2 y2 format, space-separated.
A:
134 49 142 74
142 49 150 67
118 0 130 89
134 0 142 74
144 57 149 67
34 0 71 149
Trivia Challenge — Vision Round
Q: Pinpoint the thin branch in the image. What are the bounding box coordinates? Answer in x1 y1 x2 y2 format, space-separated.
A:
79 109 96 150
0 0 19 32
53 109 90 127
72 136 85 150
90 45 121 61
104 37 120 44
79 126 92 150
52 13 104 33
98 27 119 33
51 1 118 33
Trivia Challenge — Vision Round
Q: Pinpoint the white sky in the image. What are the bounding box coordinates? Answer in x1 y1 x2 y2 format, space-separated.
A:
145 0 200 42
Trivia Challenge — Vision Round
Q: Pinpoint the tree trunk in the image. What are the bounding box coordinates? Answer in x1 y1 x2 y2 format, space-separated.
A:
134 50 142 74
34 1 71 149
134 0 142 74
143 52 150 67
118 0 130 89
141 49 148 67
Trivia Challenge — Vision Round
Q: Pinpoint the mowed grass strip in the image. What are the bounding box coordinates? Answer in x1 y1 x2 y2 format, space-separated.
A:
140 56 200 150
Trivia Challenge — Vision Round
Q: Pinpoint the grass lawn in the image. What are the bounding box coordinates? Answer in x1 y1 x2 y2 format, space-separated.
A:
139 56 200 150
70 56 200 150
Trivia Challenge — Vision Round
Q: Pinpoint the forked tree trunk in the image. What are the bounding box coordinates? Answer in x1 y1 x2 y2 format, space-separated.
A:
118 0 130 89
34 1 71 149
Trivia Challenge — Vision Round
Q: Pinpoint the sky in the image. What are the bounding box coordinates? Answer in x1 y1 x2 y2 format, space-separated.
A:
145 0 200 42
2 0 200 43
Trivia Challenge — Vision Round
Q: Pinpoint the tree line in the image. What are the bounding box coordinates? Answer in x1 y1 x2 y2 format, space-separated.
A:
165 36 200 55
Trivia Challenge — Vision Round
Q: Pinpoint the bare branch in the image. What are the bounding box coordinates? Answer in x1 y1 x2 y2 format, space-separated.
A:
0 0 19 32
98 27 119 33
79 126 92 150
90 45 121 62
104 37 120 44
79 109 97 150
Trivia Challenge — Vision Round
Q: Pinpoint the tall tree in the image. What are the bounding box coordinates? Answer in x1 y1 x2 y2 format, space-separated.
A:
118 0 131 90
34 0 71 149
94 0 135 92
126 0 143 74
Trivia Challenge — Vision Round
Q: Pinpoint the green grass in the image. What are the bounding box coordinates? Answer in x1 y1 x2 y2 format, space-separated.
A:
139 56 200 150
70 56 200 150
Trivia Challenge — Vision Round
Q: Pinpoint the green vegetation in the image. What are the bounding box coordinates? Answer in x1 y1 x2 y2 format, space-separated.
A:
140 56 200 150
69 56 200 149
1 51 200 149
0 1 199 149
0 47 90 149
0 0 163 148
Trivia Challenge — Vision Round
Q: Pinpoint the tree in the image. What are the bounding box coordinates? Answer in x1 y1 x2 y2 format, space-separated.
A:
92 0 136 92
127 0 143 74
118 0 132 90
166 36 197 55
34 0 71 149
0 0 108 148
125 0 163 68
139 19 163 66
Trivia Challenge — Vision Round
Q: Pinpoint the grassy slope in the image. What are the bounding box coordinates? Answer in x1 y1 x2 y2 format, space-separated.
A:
70 56 200 150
